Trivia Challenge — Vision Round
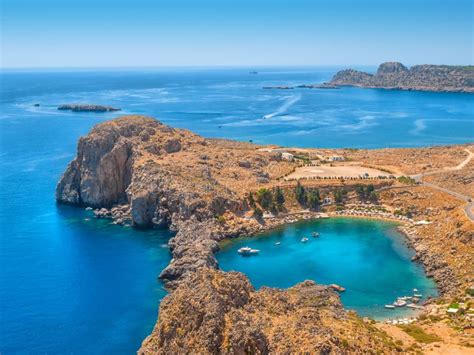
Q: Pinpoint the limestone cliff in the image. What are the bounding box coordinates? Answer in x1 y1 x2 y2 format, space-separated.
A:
329 62 474 92
56 115 294 281
139 269 398 354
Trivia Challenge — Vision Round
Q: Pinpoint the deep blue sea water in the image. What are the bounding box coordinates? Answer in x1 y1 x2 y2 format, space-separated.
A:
217 218 438 320
0 67 470 353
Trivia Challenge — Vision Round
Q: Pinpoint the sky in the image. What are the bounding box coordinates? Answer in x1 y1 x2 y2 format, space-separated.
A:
1 0 472 68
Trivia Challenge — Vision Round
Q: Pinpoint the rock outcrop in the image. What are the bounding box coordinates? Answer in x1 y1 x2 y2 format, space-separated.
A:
56 115 294 281
139 269 397 354
329 62 474 92
58 104 121 112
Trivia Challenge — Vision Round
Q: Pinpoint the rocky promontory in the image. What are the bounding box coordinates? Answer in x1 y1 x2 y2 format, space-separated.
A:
57 116 473 353
139 268 398 354
329 62 474 93
56 115 293 282
58 104 121 112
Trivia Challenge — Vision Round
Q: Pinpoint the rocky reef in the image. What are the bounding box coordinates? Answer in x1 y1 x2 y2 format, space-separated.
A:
329 62 474 93
58 104 121 112
139 268 397 354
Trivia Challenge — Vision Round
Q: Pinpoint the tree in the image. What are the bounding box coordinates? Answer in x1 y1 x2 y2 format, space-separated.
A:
274 187 285 208
248 192 256 208
306 189 321 209
256 188 273 209
333 188 344 204
369 190 378 203
294 181 306 205
355 184 365 200
253 207 263 220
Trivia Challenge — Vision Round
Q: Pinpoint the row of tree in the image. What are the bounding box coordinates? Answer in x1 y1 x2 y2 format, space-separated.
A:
249 183 378 219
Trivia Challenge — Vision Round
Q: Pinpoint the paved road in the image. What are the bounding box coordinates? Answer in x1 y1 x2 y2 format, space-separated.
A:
389 148 474 222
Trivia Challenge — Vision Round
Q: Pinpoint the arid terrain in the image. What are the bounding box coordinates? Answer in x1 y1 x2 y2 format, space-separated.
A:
57 115 473 353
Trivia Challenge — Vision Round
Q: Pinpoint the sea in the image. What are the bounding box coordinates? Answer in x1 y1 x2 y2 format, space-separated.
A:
0 67 472 353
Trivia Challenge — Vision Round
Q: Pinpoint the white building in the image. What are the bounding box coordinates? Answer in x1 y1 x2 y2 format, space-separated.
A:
281 152 294 161
322 197 333 205
329 156 345 162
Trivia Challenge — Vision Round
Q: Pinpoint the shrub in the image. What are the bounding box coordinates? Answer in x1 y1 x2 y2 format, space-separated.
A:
256 188 273 209
398 325 441 344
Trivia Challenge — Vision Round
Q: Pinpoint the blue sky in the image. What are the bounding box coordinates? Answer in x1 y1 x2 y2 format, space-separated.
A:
1 0 472 68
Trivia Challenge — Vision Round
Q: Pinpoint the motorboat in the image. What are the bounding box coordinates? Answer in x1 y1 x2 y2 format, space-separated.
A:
238 246 260 256
393 299 407 307
301 237 309 243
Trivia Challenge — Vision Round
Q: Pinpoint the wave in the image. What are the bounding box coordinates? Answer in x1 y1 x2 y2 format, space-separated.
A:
262 94 301 119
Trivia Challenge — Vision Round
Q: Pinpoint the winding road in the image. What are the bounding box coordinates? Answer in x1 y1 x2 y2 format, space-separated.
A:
409 148 473 222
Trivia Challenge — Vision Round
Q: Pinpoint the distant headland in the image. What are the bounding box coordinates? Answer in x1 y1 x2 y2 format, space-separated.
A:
327 62 474 93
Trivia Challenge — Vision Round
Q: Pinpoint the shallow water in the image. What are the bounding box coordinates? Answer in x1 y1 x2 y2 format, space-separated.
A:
217 218 438 320
0 67 464 352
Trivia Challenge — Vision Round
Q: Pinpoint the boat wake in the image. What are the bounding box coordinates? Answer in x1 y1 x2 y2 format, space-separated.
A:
263 94 301 119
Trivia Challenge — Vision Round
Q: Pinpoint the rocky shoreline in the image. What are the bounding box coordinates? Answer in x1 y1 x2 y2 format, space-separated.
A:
56 115 472 353
328 62 474 93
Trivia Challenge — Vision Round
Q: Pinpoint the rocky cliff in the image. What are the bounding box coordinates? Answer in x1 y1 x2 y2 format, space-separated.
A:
329 62 474 92
139 268 397 354
56 115 293 281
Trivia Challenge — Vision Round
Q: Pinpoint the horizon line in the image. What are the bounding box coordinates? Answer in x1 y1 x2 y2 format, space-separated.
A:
2 62 473 72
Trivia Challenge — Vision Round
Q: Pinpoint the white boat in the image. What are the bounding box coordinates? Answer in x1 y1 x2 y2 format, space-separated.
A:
312 232 320 238
393 299 407 307
238 246 260 256
385 305 395 309
413 288 418 292
275 242 281 246
301 237 309 243
414 293 422 298
407 303 423 309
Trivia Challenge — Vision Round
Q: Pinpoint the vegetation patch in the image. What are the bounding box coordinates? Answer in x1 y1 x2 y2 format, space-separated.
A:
398 325 441 344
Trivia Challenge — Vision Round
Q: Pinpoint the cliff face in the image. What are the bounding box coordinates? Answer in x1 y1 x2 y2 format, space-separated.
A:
330 62 474 92
139 268 397 354
56 115 294 281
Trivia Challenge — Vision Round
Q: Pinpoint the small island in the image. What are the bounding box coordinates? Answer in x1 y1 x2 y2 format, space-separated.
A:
58 104 121 112
327 62 474 93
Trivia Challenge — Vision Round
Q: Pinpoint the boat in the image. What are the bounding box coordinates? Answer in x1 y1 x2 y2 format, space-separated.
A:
407 303 423 309
393 299 407 307
414 293 422 298
275 242 281 246
301 237 309 243
385 305 396 309
312 232 320 238
330 284 346 292
413 288 418 292
238 246 260 256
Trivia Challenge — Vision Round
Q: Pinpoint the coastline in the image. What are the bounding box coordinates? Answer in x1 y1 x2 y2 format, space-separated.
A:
54 116 473 353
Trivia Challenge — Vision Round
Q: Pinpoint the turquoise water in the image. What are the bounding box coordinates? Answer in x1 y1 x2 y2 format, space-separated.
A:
217 218 438 320
0 67 466 352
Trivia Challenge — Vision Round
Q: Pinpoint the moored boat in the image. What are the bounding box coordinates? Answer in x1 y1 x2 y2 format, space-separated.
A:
301 237 309 243
238 246 260 256
312 232 320 237
385 305 395 309
393 299 407 307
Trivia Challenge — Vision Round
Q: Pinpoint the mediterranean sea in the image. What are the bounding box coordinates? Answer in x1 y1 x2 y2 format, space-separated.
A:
0 67 470 353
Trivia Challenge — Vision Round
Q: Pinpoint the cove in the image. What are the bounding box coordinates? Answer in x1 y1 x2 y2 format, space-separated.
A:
217 217 438 320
